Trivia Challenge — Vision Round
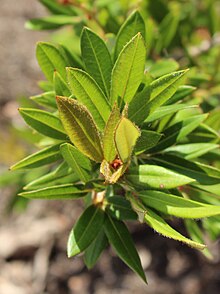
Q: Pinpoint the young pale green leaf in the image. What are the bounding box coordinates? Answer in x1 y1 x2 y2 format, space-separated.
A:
31 91 57 109
127 164 195 189
19 108 66 140
139 190 220 219
19 183 87 199
110 33 146 106
135 130 162 154
24 162 78 190
26 15 82 30
106 196 138 221
36 42 67 82
150 114 208 153
67 68 111 131
152 154 220 186
10 144 61 170
60 143 92 183
165 143 219 160
56 96 103 162
68 205 105 257
144 208 205 250
84 230 108 269
165 85 196 105
149 59 179 78
114 117 140 163
104 214 147 283
103 104 121 162
145 104 197 123
54 71 71 97
114 10 146 60
81 27 112 97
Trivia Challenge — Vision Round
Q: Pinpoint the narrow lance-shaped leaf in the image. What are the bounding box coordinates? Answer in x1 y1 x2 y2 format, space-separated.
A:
115 117 140 163
19 184 87 200
19 108 66 140
67 68 111 131
110 33 146 106
81 27 113 97
139 190 220 219
135 130 162 154
127 164 195 189
36 42 67 82
60 143 92 183
84 229 108 269
10 144 61 170
31 91 57 109
144 208 205 250
56 96 103 162
114 10 146 60
103 104 121 162
68 205 105 257
104 214 147 283
54 71 71 97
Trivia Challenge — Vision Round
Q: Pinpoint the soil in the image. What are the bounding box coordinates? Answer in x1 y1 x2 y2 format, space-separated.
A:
0 1 220 293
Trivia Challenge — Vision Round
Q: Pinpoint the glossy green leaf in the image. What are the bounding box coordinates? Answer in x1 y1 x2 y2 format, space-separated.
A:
19 183 87 199
36 42 67 82
19 108 66 140
103 104 121 162
31 91 57 109
135 130 162 154
68 205 105 257
26 15 82 30
24 162 78 190
56 96 103 162
144 208 205 250
106 196 138 220
81 27 112 97
127 164 195 189
10 144 61 170
104 214 147 283
110 33 146 105
114 10 146 60
139 190 220 219
60 143 92 183
115 117 140 163
54 71 71 97
84 230 108 269
67 68 111 131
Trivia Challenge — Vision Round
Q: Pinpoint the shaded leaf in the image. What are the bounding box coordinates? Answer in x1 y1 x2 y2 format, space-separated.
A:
106 196 138 220
135 130 162 154
31 91 57 109
54 71 71 97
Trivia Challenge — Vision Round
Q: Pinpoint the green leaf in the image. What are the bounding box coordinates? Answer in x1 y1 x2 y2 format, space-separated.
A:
84 230 108 269
31 91 57 109
25 15 82 30
56 96 103 162
103 104 121 162
145 104 197 123
114 10 146 60
165 143 219 160
110 33 146 106
67 68 111 131
165 85 196 105
115 117 140 163
36 42 67 82
59 44 84 69
60 143 92 183
149 59 179 78
127 164 195 189
24 162 78 190
144 208 205 250
19 108 66 140
39 0 77 15
135 130 162 154
139 190 220 219
106 196 138 220
10 144 61 170
104 214 147 283
68 205 105 257
19 184 86 199
81 27 113 97
54 71 71 97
